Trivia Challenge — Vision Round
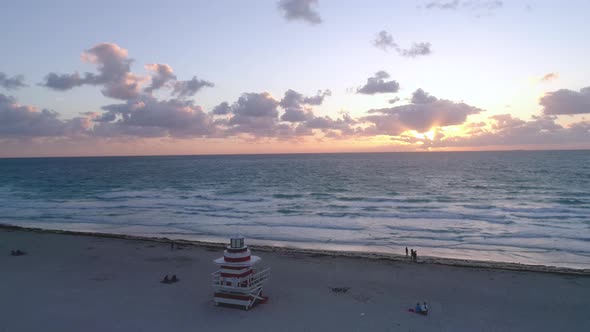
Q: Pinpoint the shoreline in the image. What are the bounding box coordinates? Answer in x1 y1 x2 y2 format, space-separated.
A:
2 223 588 276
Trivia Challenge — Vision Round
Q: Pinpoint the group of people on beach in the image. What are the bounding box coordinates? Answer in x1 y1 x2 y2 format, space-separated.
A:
405 247 418 261
10 249 26 256
160 275 179 284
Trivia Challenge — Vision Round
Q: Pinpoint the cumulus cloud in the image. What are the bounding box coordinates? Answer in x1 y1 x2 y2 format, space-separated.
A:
539 72 559 83
372 30 432 57
220 92 281 136
93 96 216 138
278 0 322 25
373 31 398 51
281 107 311 122
41 43 142 100
42 43 214 102
212 101 232 115
0 94 89 138
172 77 214 98
212 89 356 138
144 64 176 93
411 88 438 104
540 86 590 115
399 42 432 57
279 89 331 108
362 89 482 135
0 72 27 90
278 89 331 122
357 71 400 95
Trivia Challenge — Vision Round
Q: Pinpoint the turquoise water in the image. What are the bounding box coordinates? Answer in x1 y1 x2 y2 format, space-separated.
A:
0 151 589 268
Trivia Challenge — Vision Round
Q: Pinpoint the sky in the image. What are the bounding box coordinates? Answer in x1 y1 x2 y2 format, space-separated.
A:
1 0 589 157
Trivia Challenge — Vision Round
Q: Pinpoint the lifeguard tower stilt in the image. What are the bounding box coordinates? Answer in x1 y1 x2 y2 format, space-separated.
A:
212 237 270 310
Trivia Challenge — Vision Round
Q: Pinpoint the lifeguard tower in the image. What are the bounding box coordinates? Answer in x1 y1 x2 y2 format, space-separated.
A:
212 237 270 310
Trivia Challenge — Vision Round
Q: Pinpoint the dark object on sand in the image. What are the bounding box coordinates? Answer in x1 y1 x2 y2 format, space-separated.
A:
408 302 429 315
161 275 171 284
171 275 179 283
10 249 26 256
330 287 350 293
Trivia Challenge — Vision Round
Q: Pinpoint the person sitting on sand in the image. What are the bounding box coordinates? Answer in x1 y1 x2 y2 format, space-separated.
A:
161 275 170 283
171 275 178 283
422 302 429 315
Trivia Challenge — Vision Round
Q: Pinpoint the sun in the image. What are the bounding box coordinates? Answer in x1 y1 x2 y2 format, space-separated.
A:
414 129 435 140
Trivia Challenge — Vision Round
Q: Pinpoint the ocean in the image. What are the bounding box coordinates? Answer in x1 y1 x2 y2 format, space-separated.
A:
0 151 589 269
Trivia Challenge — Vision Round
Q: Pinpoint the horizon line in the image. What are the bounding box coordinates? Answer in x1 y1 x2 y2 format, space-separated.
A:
1 148 589 160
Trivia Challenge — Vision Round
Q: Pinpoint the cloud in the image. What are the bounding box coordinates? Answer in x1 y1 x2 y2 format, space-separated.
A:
372 30 432 57
373 30 398 51
362 89 482 135
225 92 281 136
213 89 355 138
0 72 27 90
357 71 400 95
42 43 214 101
93 96 216 138
399 42 432 57
539 72 559 83
144 64 176 93
279 89 331 108
426 0 461 9
172 77 214 98
0 94 89 138
427 114 589 148
389 97 400 104
279 89 330 122
144 64 213 98
425 0 503 11
41 43 142 100
212 101 232 115
278 0 322 25
540 86 590 115
411 88 438 104
42 73 85 90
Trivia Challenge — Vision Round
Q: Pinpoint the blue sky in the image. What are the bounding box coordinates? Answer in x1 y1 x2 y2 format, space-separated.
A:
1 0 589 156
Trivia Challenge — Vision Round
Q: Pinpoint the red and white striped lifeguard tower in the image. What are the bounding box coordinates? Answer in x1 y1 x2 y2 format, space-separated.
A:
212 236 270 310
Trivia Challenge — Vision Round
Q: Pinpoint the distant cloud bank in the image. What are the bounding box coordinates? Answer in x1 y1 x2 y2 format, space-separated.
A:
1 43 589 152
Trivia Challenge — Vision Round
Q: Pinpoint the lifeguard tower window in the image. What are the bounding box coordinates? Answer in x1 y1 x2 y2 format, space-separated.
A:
231 238 244 248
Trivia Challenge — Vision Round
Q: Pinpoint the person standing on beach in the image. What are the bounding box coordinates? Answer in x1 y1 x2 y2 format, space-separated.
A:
405 247 408 257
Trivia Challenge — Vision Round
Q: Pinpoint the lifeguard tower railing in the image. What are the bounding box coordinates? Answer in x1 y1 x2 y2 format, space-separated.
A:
212 268 271 295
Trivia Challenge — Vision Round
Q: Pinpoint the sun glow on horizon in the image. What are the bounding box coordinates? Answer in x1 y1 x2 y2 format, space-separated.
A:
413 129 435 141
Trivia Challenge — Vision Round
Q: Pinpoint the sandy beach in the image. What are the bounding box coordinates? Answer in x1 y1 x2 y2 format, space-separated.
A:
1 227 589 332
